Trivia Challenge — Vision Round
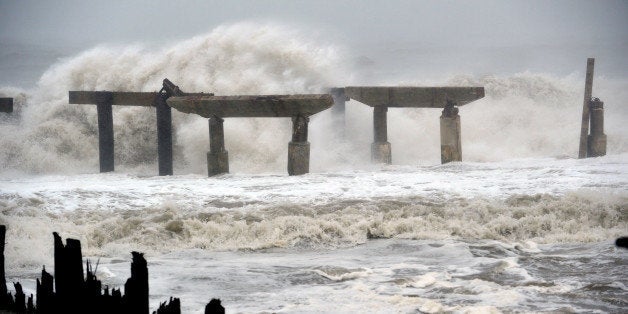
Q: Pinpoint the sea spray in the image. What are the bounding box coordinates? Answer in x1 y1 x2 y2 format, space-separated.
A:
1 23 627 175
0 22 345 174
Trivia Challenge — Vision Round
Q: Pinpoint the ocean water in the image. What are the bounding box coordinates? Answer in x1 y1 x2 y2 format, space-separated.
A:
0 23 627 313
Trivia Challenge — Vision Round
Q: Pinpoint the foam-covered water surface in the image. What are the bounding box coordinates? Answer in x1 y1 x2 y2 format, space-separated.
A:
1 154 626 312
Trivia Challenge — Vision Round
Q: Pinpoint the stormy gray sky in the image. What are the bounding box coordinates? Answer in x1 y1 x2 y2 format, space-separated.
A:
1 0 627 86
2 0 626 46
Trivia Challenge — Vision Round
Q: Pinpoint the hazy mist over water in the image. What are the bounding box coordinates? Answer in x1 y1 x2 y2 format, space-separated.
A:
1 0 627 88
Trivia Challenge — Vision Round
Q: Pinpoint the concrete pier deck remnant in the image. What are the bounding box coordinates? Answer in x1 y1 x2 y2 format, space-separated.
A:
167 94 333 117
344 86 485 164
167 94 333 176
69 79 205 175
0 98 13 113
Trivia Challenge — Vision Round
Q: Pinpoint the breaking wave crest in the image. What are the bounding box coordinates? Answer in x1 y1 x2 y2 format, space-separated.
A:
0 22 344 174
1 190 625 268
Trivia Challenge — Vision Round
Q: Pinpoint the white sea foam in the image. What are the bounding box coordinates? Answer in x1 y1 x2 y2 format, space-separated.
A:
0 154 625 271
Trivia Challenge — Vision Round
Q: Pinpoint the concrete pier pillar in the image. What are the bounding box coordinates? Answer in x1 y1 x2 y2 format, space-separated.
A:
578 58 595 159
288 115 310 175
330 88 347 139
207 116 229 176
155 94 173 176
440 103 462 163
372 106 391 164
587 98 606 157
95 92 114 172
0 98 12 113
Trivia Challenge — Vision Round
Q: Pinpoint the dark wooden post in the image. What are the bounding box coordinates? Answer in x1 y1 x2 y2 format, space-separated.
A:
155 297 181 314
0 98 12 113
587 98 606 157
0 225 7 309
124 251 149 314
288 115 310 175
36 267 55 312
330 88 347 140
53 232 85 312
440 102 462 163
13 282 25 312
578 58 595 158
371 106 391 164
206 299 225 314
155 94 173 176
95 92 115 172
207 116 229 176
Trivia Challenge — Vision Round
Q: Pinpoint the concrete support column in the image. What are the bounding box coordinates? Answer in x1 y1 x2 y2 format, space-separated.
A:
95 92 114 172
288 115 310 175
371 106 391 164
587 98 606 157
155 94 173 176
578 58 595 159
330 88 347 140
0 98 12 113
207 116 229 176
440 103 462 164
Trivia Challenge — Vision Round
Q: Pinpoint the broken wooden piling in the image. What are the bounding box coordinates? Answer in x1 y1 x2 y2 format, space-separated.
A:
0 225 225 313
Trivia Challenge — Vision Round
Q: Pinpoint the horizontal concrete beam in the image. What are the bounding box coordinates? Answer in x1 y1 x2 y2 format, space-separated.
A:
344 86 485 108
167 94 334 118
0 98 12 113
69 91 158 106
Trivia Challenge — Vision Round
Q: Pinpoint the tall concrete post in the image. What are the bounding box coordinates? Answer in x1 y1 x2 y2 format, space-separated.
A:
330 88 347 140
207 116 229 176
288 115 310 175
587 98 606 157
578 58 595 159
95 92 114 172
372 106 391 164
440 103 462 163
0 98 12 113
155 94 173 176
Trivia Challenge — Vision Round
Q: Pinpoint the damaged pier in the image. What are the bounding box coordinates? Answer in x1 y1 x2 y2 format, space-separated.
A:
344 86 485 164
167 94 333 176
69 79 206 175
